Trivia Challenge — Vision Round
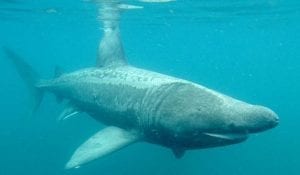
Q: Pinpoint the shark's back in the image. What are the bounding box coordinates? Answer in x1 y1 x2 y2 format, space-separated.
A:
60 66 186 89
41 66 188 128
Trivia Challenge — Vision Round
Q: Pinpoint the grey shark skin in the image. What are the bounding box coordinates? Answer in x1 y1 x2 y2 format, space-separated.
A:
4 1 278 170
5 49 279 169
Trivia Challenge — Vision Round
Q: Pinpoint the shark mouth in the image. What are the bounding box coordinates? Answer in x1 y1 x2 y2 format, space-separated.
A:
203 132 249 141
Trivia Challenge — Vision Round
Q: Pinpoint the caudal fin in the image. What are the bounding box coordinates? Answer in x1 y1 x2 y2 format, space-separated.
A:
3 47 43 115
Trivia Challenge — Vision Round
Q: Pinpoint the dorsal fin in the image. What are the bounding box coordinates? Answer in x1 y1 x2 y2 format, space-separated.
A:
97 2 127 67
97 27 127 67
54 65 64 78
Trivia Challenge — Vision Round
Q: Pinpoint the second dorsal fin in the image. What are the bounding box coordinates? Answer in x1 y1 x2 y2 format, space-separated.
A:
54 65 64 78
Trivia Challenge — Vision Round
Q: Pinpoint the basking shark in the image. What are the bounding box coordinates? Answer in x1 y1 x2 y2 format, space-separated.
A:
5 1 278 170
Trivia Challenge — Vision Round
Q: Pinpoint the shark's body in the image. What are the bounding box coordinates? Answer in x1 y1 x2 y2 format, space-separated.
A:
41 64 278 149
4 1 279 170
41 65 245 147
5 55 278 168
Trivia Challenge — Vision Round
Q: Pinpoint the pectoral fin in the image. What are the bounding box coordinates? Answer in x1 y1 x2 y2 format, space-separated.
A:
57 103 80 121
65 126 140 169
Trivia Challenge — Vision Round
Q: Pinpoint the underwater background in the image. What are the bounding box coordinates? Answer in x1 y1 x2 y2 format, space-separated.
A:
0 0 299 175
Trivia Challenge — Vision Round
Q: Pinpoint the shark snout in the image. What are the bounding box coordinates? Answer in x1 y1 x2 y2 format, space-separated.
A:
246 106 279 133
269 110 279 128
261 106 279 128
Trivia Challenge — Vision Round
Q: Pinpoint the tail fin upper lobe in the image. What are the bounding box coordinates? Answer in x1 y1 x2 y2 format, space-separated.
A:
3 47 43 115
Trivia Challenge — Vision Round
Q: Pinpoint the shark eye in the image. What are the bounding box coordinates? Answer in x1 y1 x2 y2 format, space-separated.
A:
196 107 203 112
